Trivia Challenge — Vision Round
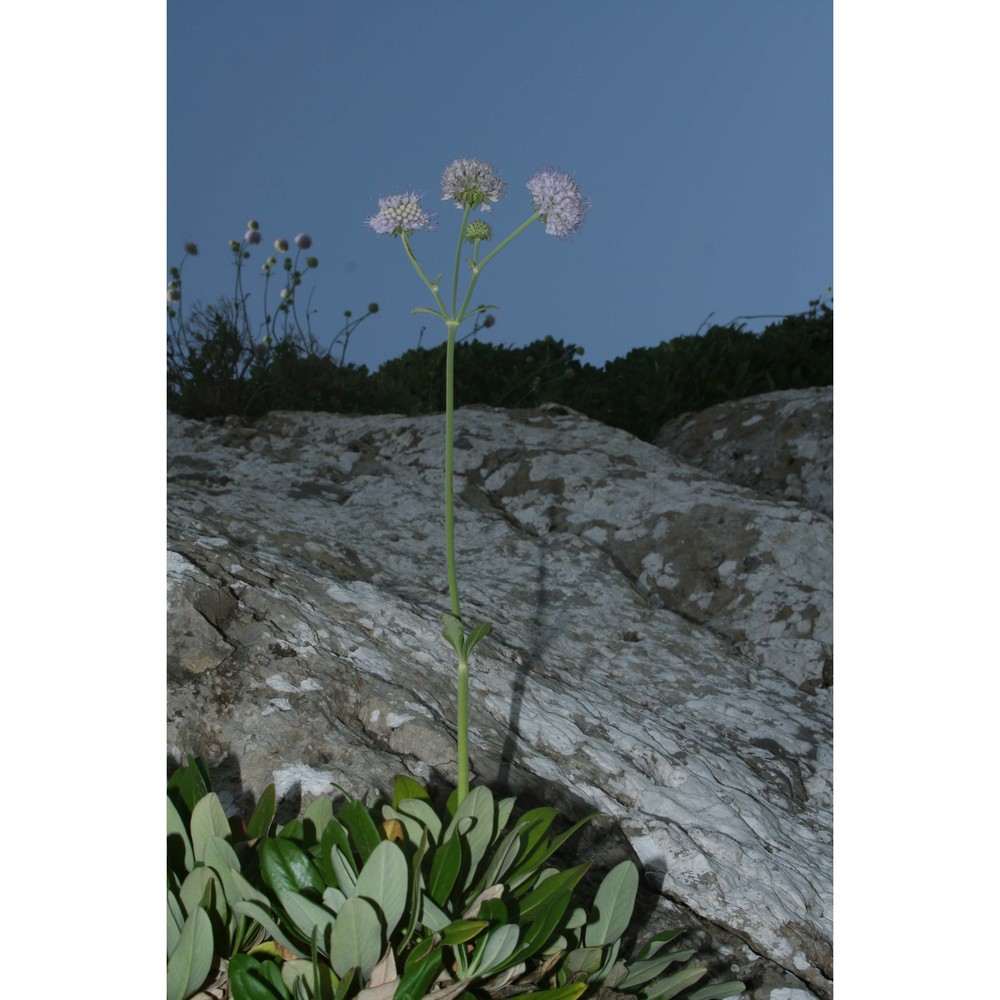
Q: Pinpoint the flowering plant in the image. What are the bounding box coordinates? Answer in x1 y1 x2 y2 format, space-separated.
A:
366 160 591 804
167 221 379 418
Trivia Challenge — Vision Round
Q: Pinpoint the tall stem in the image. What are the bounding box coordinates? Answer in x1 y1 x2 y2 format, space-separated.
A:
444 318 461 621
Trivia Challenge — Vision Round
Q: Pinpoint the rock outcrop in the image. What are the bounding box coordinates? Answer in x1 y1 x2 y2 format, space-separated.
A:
167 403 832 999
655 387 833 518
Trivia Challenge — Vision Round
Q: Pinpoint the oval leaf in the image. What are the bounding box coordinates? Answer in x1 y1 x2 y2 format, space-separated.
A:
190 793 231 864
166 906 214 1000
584 860 638 948
353 840 408 937
259 838 326 899
327 896 382 979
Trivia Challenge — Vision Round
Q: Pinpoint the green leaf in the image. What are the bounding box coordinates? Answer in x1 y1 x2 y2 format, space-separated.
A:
327 896 382 979
584 861 638 948
259 838 326 899
634 929 686 962
279 891 335 956
190 793 231 864
330 847 358 896
180 867 224 926
441 613 465 659
234 900 304 958
202 836 244 922
228 953 293 1000
303 796 335 843
323 886 347 914
524 983 588 1000
518 862 590 923
281 958 339 1000
479 825 525 891
686 980 746 1000
352 840 408 937
395 944 444 1000
167 891 184 957
428 827 463 907
396 798 443 844
620 950 696 990
470 924 519 978
507 811 598 893
439 919 488 945
507 881 572 968
247 784 278 841
420 895 450 933
167 756 212 817
167 795 194 876
392 775 429 808
166 906 214 1000
320 819 357 886
442 786 494 890
339 798 382 863
642 966 708 1000
563 946 603 978
464 621 492 657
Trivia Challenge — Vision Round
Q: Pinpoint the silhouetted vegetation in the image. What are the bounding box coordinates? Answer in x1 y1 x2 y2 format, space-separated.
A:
168 297 832 442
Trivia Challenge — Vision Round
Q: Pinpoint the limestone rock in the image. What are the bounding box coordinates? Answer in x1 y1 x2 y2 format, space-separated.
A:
654 388 833 518
167 405 832 999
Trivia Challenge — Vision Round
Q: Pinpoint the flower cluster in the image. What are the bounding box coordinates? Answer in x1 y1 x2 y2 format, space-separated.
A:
527 169 589 239
441 158 506 212
366 193 438 237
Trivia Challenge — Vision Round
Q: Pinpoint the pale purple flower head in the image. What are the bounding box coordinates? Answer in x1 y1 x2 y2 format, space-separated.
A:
294 233 312 249
441 158 506 212
366 193 438 237
527 169 589 239
245 229 262 245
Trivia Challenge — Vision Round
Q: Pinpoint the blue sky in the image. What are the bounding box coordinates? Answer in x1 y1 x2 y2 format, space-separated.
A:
168 0 831 372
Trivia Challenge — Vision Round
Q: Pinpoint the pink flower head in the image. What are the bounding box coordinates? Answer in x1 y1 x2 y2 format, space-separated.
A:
366 193 438 237
441 158 507 212
527 169 590 238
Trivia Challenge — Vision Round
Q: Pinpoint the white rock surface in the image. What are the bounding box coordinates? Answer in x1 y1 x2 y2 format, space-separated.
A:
167 405 832 998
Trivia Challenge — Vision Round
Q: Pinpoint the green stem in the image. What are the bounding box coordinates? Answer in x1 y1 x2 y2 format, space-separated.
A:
444 318 461 620
457 656 469 800
456 212 540 324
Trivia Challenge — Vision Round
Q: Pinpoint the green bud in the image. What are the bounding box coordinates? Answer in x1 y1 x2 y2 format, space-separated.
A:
464 220 492 243
283 258 292 271
229 239 240 251
169 266 180 279
368 302 379 314
305 256 318 268
344 310 352 318
247 219 259 230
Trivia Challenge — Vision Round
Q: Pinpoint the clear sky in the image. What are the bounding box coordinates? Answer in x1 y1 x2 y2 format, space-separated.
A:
168 0 831 372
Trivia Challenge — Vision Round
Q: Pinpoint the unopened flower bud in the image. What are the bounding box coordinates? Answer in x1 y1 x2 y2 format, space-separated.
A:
274 238 289 252
167 287 181 302
368 302 379 314
229 239 240 251
295 233 312 249
344 310 352 318
482 314 495 328
465 220 492 243
170 266 180 279
283 258 292 271
184 242 199 256
247 219 260 231
305 256 318 268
